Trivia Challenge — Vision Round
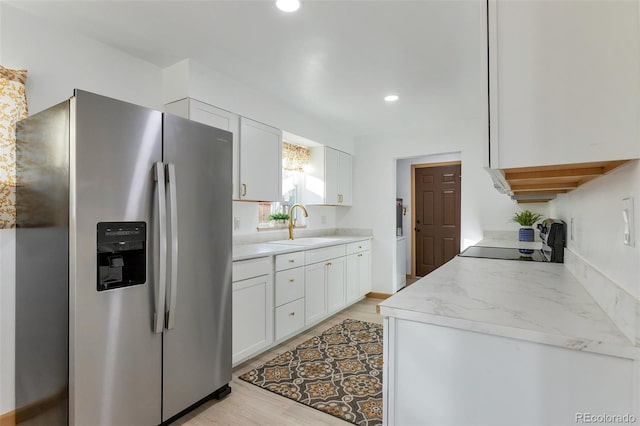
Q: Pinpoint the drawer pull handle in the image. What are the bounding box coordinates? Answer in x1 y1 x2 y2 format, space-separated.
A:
358 253 363 257
358 246 362 249
325 262 332 266
289 279 295 283
289 312 295 316
242 183 247 197
288 259 295 263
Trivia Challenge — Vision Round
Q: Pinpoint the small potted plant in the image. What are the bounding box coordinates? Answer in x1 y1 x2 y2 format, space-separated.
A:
511 210 544 242
268 212 290 224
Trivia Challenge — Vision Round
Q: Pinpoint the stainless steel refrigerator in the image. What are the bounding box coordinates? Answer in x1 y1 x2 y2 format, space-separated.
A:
15 90 232 425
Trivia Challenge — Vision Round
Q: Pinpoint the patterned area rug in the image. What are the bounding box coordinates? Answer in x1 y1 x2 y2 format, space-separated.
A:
239 319 383 425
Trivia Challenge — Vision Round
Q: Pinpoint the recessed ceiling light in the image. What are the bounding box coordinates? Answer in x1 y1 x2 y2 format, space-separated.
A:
276 0 300 12
384 95 399 102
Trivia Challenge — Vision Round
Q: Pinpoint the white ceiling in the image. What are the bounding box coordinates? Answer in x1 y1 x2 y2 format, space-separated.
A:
9 0 485 140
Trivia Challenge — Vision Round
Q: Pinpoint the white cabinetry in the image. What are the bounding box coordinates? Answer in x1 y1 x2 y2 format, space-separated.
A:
274 253 305 341
239 117 282 202
304 244 348 325
305 147 352 206
326 256 346 314
325 147 352 206
164 98 283 201
346 241 371 304
232 239 371 363
231 258 273 364
304 261 327 325
487 0 640 169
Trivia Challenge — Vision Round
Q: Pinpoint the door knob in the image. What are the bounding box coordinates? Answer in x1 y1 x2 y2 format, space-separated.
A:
415 228 420 232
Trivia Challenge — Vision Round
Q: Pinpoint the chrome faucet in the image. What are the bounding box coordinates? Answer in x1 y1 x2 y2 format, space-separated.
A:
288 203 308 240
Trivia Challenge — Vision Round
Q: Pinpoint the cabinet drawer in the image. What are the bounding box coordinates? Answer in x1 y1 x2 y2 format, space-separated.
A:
232 257 272 282
346 240 370 255
305 245 346 265
275 298 305 341
275 251 305 271
275 267 305 307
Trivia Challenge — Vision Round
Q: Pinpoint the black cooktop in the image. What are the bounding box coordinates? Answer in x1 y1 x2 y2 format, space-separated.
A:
458 246 548 262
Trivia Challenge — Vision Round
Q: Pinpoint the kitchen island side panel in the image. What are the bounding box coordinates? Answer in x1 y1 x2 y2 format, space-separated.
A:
385 318 635 426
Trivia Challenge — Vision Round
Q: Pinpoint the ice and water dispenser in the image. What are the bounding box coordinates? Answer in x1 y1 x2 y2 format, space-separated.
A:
97 222 146 291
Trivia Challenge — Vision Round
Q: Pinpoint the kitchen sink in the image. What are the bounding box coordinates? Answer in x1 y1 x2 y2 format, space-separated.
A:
268 237 343 246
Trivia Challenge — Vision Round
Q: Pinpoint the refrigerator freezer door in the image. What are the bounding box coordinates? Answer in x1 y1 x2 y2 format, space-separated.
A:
161 114 233 421
71 91 163 425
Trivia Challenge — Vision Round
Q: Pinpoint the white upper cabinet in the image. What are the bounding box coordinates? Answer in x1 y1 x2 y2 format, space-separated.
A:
305 146 352 206
165 98 282 202
239 117 282 202
487 0 640 169
165 98 240 198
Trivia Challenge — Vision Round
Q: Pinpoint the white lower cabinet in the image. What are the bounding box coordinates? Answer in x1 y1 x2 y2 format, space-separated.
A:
275 298 305 341
232 274 273 364
346 241 371 303
326 257 346 314
232 257 273 364
305 262 327 325
233 239 371 364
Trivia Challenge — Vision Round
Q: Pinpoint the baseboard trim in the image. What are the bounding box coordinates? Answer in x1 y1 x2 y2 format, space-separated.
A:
366 292 392 300
0 410 15 426
6 387 67 425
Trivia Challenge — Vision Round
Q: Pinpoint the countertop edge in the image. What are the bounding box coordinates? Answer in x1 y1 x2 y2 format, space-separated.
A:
379 305 638 360
232 236 373 262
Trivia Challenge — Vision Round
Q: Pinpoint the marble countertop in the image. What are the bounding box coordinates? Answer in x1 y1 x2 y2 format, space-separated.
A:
379 255 636 359
233 236 371 261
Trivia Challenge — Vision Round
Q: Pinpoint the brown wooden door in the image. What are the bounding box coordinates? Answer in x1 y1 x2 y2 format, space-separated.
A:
414 164 461 276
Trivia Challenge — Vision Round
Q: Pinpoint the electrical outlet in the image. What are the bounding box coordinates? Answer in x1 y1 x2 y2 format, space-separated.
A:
570 217 575 241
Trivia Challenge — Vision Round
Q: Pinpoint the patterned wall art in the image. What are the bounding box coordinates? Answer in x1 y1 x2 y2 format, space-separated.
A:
0 65 28 229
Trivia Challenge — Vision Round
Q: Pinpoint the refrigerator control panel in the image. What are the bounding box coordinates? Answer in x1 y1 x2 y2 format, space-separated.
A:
97 222 146 291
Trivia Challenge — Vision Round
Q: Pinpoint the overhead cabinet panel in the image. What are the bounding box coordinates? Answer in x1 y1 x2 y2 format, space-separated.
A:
165 99 240 199
305 146 352 206
488 0 640 169
239 117 282 202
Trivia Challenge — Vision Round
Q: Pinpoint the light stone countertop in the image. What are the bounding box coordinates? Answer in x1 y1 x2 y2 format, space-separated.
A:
379 255 636 359
232 236 372 261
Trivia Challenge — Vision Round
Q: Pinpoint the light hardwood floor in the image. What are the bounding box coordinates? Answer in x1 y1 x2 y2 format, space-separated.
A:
174 297 384 426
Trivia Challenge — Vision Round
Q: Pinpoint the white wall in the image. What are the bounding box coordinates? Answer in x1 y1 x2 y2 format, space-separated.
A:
164 59 354 154
0 4 163 414
549 160 640 299
232 201 338 237
337 120 521 293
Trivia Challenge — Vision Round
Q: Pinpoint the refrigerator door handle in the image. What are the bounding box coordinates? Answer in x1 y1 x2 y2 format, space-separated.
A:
165 163 179 330
153 162 167 334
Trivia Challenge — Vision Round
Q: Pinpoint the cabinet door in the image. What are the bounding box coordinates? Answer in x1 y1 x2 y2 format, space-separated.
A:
165 98 241 199
232 275 274 364
324 147 340 205
326 256 346 314
275 298 305 341
305 262 326 325
338 151 352 206
489 0 640 168
345 254 359 304
357 251 371 296
239 117 282 201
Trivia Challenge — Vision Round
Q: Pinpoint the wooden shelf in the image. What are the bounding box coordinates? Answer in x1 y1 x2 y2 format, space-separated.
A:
502 160 630 203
